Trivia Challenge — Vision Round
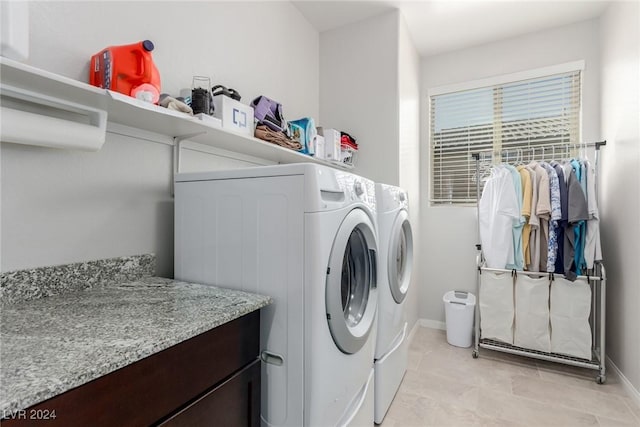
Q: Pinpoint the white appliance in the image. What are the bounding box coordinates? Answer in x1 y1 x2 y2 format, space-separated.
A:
174 163 379 427
373 183 414 424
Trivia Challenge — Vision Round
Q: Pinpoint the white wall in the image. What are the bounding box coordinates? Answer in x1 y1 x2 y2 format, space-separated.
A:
320 11 399 185
27 1 318 121
419 19 601 324
599 1 640 394
1 1 319 275
397 15 421 329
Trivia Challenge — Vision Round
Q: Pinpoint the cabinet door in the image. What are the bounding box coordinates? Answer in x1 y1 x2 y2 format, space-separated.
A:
159 359 260 427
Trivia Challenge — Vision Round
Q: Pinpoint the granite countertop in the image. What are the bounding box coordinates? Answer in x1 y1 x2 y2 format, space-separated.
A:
1 276 272 414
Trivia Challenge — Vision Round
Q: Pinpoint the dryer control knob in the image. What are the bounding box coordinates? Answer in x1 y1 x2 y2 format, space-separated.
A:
399 192 407 202
354 181 364 196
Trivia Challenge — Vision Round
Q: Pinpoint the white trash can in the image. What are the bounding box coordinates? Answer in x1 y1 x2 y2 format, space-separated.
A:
443 291 476 348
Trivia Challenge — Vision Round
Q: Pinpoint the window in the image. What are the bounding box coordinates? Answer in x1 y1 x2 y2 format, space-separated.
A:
429 68 581 205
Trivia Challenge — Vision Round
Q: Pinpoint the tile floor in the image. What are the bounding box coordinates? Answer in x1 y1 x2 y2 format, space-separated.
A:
381 327 640 426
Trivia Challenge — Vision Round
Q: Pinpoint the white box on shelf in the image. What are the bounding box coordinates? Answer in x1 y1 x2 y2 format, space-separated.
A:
314 135 325 159
317 127 340 161
212 96 254 136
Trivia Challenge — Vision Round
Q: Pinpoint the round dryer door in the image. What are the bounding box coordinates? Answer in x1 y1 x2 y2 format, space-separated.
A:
389 210 413 304
326 208 378 354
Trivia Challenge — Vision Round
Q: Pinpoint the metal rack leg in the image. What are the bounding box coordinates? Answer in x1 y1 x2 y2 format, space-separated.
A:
598 267 607 384
473 155 481 360
473 256 481 359
473 303 480 359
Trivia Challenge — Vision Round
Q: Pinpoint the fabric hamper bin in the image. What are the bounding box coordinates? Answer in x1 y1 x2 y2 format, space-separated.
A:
550 277 592 360
514 274 551 352
479 271 514 344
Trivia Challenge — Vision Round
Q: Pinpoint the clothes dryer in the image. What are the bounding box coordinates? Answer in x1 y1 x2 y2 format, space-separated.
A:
373 183 414 424
175 164 379 427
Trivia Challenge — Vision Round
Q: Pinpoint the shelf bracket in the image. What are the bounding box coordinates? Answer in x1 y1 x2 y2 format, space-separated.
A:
171 132 207 196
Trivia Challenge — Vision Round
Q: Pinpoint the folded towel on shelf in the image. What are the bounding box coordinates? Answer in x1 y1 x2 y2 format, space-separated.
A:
340 132 358 150
255 124 302 151
159 94 193 114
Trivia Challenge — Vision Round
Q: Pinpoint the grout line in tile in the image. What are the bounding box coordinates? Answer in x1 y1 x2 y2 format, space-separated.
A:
509 374 637 424
476 385 601 426
622 397 640 423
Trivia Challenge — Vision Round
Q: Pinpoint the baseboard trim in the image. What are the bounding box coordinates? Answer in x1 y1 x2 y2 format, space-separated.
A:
407 320 419 345
607 356 640 408
418 318 446 331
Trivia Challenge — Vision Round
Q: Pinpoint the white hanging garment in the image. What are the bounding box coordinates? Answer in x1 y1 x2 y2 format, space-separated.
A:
584 160 602 269
550 277 592 360
479 167 520 268
479 271 514 344
514 274 551 352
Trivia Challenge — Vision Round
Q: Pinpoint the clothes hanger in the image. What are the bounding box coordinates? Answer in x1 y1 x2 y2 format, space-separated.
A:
581 140 589 161
527 147 535 165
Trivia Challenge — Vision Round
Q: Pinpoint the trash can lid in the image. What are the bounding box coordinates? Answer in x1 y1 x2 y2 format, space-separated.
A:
443 290 476 305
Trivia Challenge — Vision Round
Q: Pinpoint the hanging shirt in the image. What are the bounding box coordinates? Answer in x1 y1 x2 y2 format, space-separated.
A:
526 166 540 271
479 167 520 269
517 165 533 268
584 159 602 269
529 161 550 272
505 165 525 270
580 161 588 198
564 162 575 187
570 159 587 272
541 162 561 272
579 160 588 271
571 159 582 183
564 169 589 280
552 162 568 274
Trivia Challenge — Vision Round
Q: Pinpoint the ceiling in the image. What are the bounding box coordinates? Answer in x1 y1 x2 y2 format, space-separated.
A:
292 1 611 56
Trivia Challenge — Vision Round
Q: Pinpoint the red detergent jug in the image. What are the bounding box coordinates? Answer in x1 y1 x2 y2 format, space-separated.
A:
90 40 161 104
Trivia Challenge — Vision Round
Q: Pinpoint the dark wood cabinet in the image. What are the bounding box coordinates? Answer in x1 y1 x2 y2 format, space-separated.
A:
3 311 261 427
159 359 260 427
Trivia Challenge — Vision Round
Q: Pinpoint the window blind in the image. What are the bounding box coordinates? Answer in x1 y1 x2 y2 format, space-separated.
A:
430 70 581 204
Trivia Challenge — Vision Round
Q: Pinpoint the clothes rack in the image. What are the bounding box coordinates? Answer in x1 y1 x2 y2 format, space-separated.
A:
471 141 607 384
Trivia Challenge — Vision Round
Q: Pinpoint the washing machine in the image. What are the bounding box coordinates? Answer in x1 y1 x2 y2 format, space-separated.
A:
373 183 414 424
174 163 379 427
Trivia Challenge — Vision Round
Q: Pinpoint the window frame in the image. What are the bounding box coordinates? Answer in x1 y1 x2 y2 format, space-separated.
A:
427 60 585 206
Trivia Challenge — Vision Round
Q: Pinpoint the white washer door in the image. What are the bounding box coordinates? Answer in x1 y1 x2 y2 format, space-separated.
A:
388 209 413 304
326 208 378 354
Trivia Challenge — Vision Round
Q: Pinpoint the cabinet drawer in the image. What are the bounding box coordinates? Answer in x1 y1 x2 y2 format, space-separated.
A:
3 311 260 427
159 358 260 427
